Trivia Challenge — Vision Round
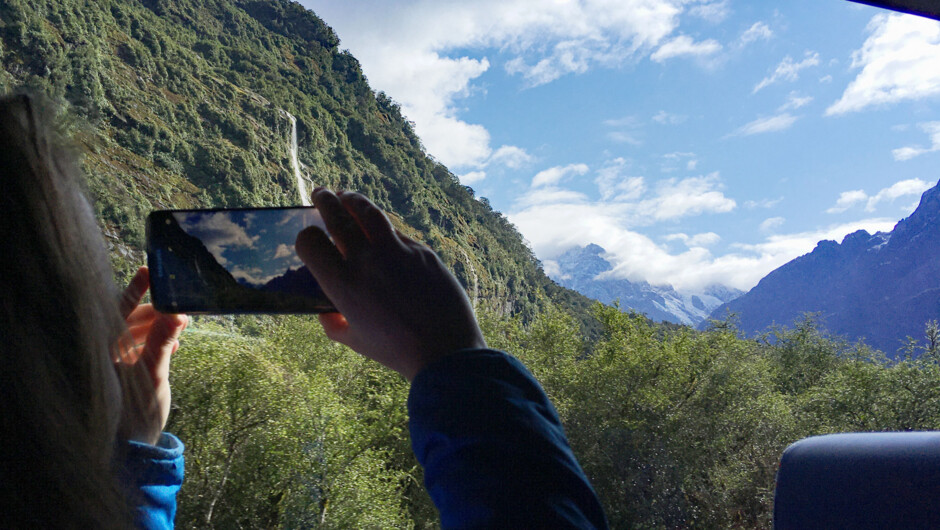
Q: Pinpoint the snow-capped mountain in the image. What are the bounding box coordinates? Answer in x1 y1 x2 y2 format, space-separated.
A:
548 244 742 326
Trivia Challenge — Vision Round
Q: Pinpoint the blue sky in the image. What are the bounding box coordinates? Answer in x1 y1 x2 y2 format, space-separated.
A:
300 0 940 292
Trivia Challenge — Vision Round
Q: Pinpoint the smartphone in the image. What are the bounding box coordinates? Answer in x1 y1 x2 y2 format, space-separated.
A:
146 207 336 314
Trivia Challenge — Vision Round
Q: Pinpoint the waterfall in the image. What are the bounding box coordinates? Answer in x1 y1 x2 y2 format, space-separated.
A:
457 248 480 310
280 109 311 206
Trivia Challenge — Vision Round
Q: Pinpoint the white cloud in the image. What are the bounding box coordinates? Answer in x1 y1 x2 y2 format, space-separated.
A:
753 51 820 93
691 232 721 246
651 35 722 62
504 40 601 87
652 110 687 124
827 14 940 115
779 91 813 111
740 21 773 45
688 0 730 23
531 163 590 188
893 147 925 161
867 179 933 210
826 179 932 213
595 158 645 201
488 145 534 168
819 74 833 83
607 131 643 145
514 186 590 209
892 121 940 161
638 173 736 221
541 259 567 280
604 115 643 145
460 171 487 185
759 216 785 232
511 171 736 262
413 99 493 168
175 212 258 266
509 165 902 291
506 167 904 291
745 197 783 209
511 187 894 290
302 1 697 169
826 189 868 214
229 266 281 287
661 151 697 172
604 116 642 127
273 244 294 260
667 232 721 247
272 244 304 268
730 113 798 136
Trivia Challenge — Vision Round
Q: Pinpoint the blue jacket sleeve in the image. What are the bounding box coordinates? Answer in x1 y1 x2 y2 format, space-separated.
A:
123 433 185 529
408 349 608 529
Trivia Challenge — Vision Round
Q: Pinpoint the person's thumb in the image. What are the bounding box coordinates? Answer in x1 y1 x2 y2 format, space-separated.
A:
296 226 346 297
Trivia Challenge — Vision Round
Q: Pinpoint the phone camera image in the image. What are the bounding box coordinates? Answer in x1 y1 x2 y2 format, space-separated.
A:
146 207 336 314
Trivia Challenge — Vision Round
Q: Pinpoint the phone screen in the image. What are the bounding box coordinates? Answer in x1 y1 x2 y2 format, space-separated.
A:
146 207 336 313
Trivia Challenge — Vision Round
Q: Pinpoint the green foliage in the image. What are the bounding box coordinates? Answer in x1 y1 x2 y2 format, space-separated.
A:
158 307 940 529
168 316 420 528
480 307 940 528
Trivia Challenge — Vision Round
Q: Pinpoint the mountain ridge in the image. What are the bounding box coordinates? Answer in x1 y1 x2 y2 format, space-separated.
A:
703 180 940 355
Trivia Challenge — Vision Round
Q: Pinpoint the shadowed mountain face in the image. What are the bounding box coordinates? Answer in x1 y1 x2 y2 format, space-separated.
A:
703 180 940 357
552 244 741 326
261 265 326 300
148 213 242 310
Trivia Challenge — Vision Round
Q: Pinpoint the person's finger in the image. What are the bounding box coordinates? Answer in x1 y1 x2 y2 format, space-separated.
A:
395 230 425 249
309 185 323 204
128 323 154 346
126 303 157 327
141 313 188 383
127 307 188 346
120 266 150 319
339 192 398 248
318 312 351 343
312 188 367 257
296 226 346 289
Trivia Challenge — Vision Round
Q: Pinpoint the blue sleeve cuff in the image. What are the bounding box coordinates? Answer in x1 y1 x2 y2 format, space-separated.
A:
124 433 185 529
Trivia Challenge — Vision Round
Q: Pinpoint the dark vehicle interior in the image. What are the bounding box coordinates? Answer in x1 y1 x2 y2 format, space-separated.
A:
850 0 940 21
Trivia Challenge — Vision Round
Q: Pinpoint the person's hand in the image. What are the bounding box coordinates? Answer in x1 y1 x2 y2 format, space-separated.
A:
117 266 188 445
296 188 486 381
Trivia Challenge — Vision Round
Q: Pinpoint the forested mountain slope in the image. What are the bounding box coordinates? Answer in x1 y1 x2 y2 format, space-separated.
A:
705 180 940 356
0 0 596 329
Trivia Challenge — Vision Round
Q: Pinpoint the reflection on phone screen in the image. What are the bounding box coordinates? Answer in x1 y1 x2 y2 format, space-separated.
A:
148 208 335 313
